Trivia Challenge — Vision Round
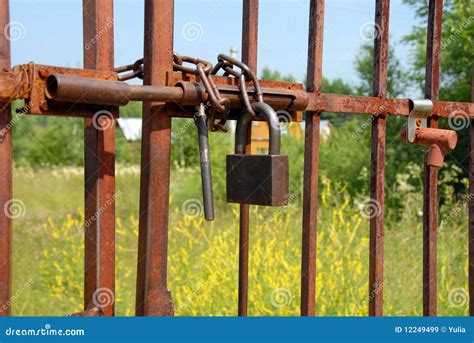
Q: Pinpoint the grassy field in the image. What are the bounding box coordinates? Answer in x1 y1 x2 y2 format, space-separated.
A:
10 164 469 316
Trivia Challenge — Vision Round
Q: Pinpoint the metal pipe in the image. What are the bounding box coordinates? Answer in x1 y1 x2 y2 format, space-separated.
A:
45 74 184 106
195 104 214 221
35 73 474 119
44 74 308 111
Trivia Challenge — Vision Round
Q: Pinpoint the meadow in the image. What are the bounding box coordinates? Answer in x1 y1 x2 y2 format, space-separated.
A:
10 159 469 316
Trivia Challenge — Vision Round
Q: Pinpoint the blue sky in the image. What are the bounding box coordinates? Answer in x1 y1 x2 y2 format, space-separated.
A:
9 0 418 86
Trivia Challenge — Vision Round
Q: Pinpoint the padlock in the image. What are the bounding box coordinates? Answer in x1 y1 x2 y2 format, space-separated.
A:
226 102 289 206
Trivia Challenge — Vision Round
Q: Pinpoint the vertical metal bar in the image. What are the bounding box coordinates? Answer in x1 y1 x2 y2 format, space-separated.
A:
468 66 474 316
369 0 390 317
83 0 115 316
238 0 258 317
423 0 443 317
135 0 174 316
0 0 12 317
301 0 324 316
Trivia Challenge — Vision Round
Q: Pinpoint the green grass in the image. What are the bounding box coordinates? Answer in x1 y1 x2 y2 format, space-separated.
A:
10 165 469 316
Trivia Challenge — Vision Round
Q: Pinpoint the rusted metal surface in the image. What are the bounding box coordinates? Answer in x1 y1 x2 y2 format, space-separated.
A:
82 0 116 317
402 126 457 168
301 0 324 317
44 73 308 113
27 64 117 117
422 0 443 317
237 0 259 317
469 65 474 316
0 0 12 316
369 0 389 317
0 67 29 103
135 0 174 316
2 63 472 119
70 307 102 316
307 93 473 118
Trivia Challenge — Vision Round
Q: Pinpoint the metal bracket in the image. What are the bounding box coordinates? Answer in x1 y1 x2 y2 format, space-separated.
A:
407 99 433 143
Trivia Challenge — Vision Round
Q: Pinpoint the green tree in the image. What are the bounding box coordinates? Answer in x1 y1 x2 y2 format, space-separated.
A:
402 0 473 102
260 66 297 82
402 0 473 188
354 42 408 97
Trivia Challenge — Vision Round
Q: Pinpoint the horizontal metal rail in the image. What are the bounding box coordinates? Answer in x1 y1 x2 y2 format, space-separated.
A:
1 67 472 119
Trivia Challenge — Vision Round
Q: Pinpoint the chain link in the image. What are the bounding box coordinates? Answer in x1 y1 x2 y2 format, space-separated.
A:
114 53 267 132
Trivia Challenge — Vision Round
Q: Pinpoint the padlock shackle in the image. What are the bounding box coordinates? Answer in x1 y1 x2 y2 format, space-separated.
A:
235 102 281 155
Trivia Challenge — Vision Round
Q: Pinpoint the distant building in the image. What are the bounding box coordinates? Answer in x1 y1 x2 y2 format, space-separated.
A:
250 119 331 153
117 118 142 141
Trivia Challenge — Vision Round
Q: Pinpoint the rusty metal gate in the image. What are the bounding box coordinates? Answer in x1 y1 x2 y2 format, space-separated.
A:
0 0 473 317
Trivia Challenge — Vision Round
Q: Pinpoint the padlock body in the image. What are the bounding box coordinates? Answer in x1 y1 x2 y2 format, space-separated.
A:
226 154 289 206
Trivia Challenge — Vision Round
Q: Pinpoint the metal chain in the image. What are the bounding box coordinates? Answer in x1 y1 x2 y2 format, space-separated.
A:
173 53 229 132
114 53 267 132
211 54 264 117
115 58 144 81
